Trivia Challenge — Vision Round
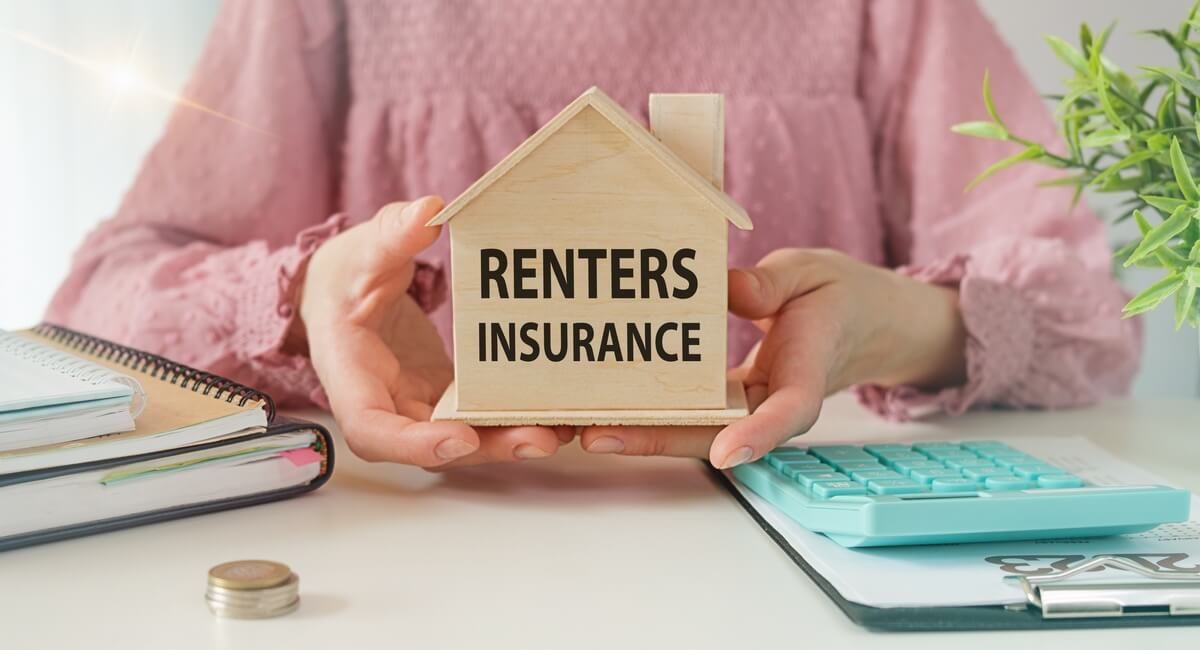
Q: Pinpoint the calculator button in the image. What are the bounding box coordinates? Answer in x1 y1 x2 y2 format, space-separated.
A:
768 455 822 470
924 451 979 463
909 468 963 484
788 464 838 478
991 455 1042 468
866 479 926 495
876 452 929 467
863 444 911 456
812 481 868 498
796 472 849 488
1011 465 1061 479
831 461 887 473
777 461 833 478
1037 474 1085 488
849 469 905 482
930 478 979 493
890 460 944 476
807 445 859 454
962 466 1012 482
984 476 1037 491
768 447 810 457
943 457 995 470
911 441 962 452
809 447 876 463
960 440 1012 452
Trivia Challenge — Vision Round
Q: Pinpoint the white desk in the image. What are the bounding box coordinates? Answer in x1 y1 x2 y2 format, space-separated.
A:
2 397 1198 649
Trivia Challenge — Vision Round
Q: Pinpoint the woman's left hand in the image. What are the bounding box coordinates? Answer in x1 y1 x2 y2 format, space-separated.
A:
579 249 968 468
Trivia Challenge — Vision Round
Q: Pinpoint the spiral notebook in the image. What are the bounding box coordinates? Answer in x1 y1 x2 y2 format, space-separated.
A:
0 328 147 452
0 324 334 551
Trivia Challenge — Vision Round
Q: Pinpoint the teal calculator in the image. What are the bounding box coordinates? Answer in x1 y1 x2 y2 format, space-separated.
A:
731 441 1190 548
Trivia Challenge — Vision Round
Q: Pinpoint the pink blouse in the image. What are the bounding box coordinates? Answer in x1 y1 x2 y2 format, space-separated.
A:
46 0 1140 418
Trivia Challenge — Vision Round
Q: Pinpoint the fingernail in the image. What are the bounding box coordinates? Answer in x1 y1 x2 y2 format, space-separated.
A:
435 438 477 460
514 444 550 460
718 446 754 469
585 436 624 454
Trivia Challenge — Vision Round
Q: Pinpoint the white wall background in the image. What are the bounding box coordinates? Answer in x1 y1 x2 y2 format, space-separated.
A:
0 0 219 329
1 0 1196 397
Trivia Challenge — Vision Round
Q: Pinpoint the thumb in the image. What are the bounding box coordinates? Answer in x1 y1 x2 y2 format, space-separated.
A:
728 250 835 321
370 196 444 270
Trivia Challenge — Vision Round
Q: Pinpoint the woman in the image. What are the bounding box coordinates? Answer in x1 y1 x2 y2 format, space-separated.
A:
47 0 1139 470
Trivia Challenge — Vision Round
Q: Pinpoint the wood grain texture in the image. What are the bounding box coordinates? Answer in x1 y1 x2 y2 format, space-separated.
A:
431 379 748 426
649 93 725 190
449 105 728 410
427 87 750 229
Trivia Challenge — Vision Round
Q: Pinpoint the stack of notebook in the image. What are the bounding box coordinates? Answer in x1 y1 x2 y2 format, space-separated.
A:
0 324 333 551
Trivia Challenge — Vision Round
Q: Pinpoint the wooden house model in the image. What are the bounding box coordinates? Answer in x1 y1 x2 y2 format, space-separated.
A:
429 87 753 426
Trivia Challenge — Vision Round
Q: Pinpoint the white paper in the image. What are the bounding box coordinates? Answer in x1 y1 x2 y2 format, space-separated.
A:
728 436 1200 608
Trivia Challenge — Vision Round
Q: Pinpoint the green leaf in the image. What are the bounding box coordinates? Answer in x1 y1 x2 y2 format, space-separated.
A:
1125 204 1197 266
1142 28 1185 55
1064 115 1083 162
1156 86 1179 128
1090 23 1117 78
1055 87 1092 118
1114 240 1140 264
1141 195 1189 214
1061 106 1106 121
950 121 1008 140
1158 245 1192 267
981 69 1003 128
1037 174 1087 188
1142 66 1200 97
1174 283 1197 329
1046 35 1091 76
1080 127 1131 148
964 145 1044 191
1094 66 1129 131
1099 175 1151 193
1090 150 1158 188
1095 21 1115 55
1183 2 1200 48
1190 240 1200 261
1170 137 1200 201
1147 132 1171 152
1123 272 1184 317
1133 208 1153 235
1187 266 1200 286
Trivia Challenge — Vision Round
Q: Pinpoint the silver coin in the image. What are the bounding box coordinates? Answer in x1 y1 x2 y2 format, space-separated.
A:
206 574 300 601
206 597 300 611
206 560 300 618
207 597 300 619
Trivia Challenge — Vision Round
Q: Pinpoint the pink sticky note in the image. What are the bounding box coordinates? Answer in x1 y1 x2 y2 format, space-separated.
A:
280 447 322 467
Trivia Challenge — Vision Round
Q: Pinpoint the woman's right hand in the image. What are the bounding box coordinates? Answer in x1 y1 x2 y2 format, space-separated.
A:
297 196 569 468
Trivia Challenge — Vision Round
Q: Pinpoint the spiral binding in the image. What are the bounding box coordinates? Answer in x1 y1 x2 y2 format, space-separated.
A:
32 323 276 421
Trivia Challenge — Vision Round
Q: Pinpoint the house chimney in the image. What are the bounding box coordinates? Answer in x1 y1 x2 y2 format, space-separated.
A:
649 94 725 191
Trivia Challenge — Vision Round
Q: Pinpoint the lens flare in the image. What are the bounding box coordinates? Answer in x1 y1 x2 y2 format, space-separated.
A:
106 64 145 97
3 28 272 137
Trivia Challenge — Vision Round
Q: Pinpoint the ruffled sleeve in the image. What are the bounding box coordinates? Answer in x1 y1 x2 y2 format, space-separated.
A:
852 0 1141 419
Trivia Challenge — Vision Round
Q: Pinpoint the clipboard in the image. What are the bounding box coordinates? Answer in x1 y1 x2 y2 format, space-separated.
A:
712 467 1200 631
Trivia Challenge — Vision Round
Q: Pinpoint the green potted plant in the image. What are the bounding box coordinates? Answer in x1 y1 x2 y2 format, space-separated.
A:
954 3 1200 333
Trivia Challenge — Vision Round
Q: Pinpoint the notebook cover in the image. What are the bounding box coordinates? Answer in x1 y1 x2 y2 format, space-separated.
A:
0 417 334 551
710 466 1200 631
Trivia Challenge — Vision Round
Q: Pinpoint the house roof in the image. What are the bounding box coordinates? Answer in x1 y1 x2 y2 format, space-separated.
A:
426 86 753 229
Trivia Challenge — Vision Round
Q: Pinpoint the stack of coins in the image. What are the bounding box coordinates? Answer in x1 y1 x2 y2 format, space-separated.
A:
206 560 300 619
